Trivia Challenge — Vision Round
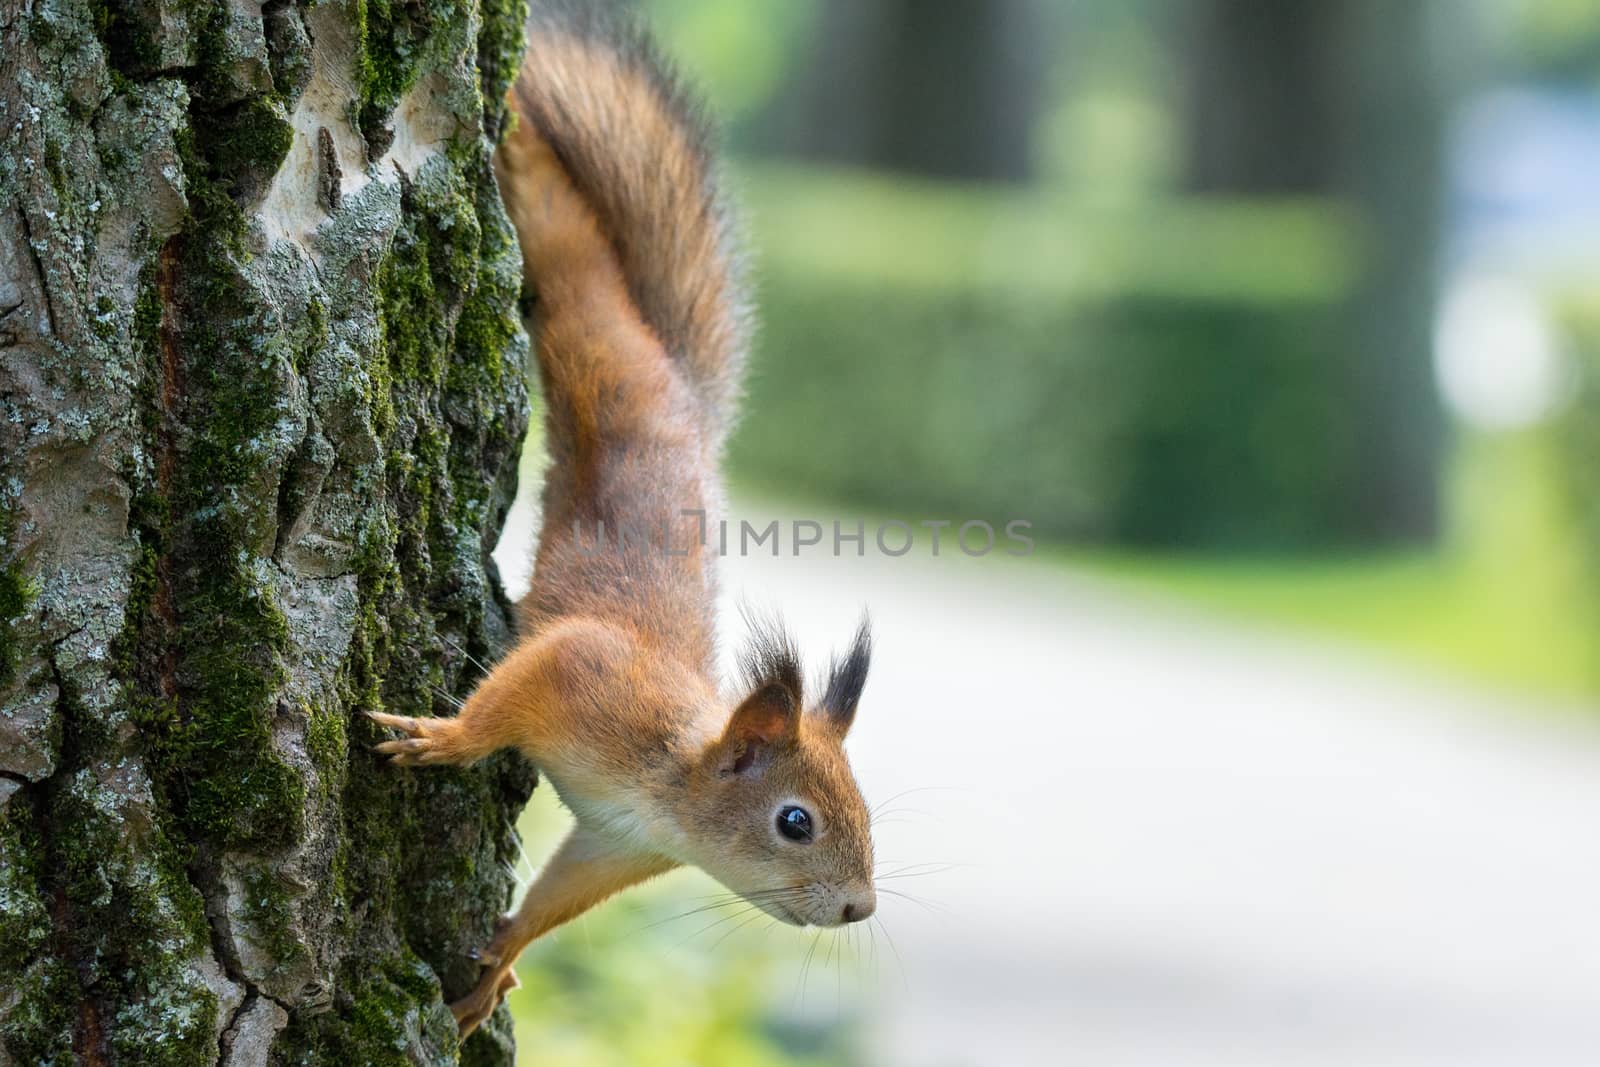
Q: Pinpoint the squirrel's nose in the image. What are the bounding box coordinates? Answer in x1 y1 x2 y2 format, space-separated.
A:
841 892 876 924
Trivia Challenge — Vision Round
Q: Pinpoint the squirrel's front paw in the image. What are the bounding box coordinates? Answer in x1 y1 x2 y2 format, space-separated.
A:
365 711 468 766
451 967 520 1037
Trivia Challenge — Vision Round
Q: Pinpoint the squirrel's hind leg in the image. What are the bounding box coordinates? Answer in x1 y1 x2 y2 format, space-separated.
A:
451 825 677 1036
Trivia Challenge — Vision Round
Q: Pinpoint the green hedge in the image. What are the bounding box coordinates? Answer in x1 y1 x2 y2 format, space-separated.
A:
729 166 1371 548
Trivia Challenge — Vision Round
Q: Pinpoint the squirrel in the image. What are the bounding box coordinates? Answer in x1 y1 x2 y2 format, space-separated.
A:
367 1 879 1037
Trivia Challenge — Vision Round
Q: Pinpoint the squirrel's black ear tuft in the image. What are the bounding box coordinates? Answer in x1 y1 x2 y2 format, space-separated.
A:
737 608 803 708
724 611 803 771
820 615 872 737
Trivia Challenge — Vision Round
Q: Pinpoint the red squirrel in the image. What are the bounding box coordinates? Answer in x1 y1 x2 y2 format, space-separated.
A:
368 2 878 1037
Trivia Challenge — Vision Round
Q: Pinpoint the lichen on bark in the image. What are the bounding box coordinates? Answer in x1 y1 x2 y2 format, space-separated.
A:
0 0 535 1062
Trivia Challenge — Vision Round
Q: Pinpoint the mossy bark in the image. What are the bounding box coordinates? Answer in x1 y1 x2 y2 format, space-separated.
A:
0 0 535 1062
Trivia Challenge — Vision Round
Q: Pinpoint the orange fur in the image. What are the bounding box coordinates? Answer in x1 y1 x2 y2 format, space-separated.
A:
374 6 878 1038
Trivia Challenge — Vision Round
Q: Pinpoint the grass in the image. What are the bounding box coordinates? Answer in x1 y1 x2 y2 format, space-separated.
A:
1056 430 1600 705
1064 548 1598 702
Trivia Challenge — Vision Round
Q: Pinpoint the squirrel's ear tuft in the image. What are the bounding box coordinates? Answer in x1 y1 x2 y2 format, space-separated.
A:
736 608 803 706
722 611 802 774
820 615 872 738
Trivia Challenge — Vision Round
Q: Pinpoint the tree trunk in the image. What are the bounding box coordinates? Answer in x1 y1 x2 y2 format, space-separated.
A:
1334 0 1451 543
0 0 535 1062
771 0 1049 182
1178 0 1345 194
1176 0 1452 543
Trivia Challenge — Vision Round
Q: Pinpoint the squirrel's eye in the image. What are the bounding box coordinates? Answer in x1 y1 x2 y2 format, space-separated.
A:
776 805 813 842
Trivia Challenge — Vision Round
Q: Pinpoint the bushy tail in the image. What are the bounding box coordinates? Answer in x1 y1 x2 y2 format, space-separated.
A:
507 0 749 441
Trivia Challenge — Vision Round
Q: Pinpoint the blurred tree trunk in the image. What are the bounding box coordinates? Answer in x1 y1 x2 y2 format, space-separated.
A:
0 0 534 1063
1179 0 1344 193
1178 0 1452 542
1335 0 1453 543
772 0 1048 181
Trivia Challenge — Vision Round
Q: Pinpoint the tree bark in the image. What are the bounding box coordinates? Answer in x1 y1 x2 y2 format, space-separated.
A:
0 0 535 1063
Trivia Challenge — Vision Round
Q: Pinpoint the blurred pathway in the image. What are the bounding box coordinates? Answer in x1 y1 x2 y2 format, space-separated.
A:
709 521 1600 1067
496 491 1600 1066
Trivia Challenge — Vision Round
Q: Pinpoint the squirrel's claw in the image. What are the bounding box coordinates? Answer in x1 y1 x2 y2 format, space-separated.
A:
365 710 467 767
467 945 502 967
466 913 515 967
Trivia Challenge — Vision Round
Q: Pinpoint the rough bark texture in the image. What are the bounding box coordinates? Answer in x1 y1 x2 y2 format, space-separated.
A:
0 0 536 1062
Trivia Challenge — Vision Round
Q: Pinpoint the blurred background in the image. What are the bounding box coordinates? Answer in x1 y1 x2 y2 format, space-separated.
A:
492 1 1600 1064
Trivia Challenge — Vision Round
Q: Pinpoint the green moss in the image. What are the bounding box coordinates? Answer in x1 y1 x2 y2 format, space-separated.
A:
355 0 466 148
168 567 304 845
443 151 529 546
241 868 311 983
0 797 52 978
301 296 327 375
111 93 310 851
326 120 531 1056
475 0 528 138
368 149 528 667
340 976 421 1065
447 153 523 396
0 509 35 690
306 702 349 788
130 539 306 849
108 969 218 1067
191 94 295 200
51 771 203 955
0 957 76 1065
275 952 457 1066
6 0 522 1060
264 3 315 109
377 162 482 384
14 11 252 1051
99 0 168 75
36 763 216 1064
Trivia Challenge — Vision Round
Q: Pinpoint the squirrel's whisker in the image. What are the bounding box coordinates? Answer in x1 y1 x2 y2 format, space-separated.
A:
708 910 767 952
832 931 842 1011
672 903 760 949
422 682 465 710
644 884 814 932
640 899 743 931
507 830 539 887
796 929 824 1008
868 785 966 819
877 887 947 916
874 914 910 993
869 806 937 825
438 633 496 677
875 869 962 884
874 860 967 877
